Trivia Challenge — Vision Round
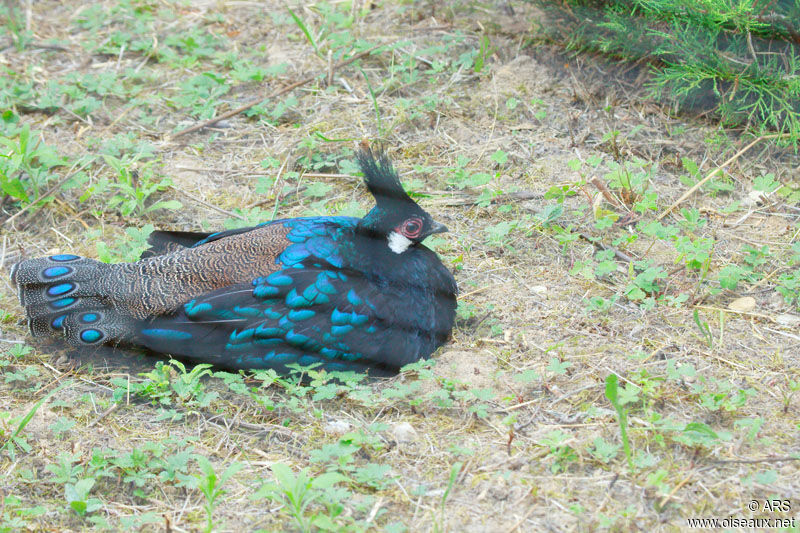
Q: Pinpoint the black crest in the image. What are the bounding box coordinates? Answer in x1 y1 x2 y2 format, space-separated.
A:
356 147 415 207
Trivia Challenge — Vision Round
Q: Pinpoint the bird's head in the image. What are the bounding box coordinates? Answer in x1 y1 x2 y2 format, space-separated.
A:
356 148 448 254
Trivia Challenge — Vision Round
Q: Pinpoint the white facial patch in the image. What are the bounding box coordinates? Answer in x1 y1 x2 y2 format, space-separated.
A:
387 231 413 254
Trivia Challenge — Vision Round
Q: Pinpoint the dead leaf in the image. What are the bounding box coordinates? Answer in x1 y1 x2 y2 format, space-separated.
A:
728 296 756 312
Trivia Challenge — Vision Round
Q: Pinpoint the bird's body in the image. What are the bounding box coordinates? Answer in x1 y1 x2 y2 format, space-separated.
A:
11 149 457 375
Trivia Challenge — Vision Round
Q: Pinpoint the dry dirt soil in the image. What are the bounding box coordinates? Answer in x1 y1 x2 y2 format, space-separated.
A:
1 1 799 532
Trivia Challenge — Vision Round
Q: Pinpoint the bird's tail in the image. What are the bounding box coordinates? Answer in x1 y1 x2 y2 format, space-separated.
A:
10 254 131 346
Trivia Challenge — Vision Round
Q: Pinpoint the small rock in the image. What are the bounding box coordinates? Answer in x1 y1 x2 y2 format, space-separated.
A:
323 419 351 435
728 296 756 312
743 189 766 206
392 422 418 443
531 285 547 295
776 313 800 327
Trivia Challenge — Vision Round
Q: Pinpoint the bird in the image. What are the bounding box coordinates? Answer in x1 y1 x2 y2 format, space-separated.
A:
10 147 457 376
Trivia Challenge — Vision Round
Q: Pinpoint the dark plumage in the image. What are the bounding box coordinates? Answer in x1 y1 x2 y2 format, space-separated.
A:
10 148 457 375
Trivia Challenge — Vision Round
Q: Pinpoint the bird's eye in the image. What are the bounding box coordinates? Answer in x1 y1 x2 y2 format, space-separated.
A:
401 217 423 239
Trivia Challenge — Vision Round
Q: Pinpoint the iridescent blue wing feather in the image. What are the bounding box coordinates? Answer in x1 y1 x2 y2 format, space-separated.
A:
134 264 410 374
129 217 426 374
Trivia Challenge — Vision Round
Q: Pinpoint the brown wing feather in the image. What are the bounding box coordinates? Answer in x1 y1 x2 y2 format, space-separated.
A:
102 223 292 318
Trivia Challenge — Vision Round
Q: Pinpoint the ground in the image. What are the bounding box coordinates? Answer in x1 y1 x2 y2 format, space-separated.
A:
1 1 799 532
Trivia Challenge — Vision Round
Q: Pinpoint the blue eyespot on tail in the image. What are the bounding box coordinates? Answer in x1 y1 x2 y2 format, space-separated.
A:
50 297 76 309
49 254 80 262
47 283 75 297
80 312 100 324
43 266 72 278
80 329 104 343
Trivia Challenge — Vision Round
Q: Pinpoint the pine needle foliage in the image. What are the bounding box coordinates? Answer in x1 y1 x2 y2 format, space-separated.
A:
531 0 800 145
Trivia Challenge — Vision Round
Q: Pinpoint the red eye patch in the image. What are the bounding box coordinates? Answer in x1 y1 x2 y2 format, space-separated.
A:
398 216 423 239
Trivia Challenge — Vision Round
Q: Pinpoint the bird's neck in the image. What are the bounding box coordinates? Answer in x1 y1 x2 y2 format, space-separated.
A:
347 227 414 276
356 206 382 234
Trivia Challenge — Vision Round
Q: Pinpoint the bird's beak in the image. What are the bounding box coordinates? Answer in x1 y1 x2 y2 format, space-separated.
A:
426 221 448 237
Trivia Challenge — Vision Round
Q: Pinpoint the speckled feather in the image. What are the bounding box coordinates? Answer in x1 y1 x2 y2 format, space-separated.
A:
10 149 457 374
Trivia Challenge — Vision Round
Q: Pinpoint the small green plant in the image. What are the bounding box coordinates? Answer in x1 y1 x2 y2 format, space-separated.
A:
693 378 755 413
485 220 518 247
602 129 622 159
446 155 492 189
434 461 462 532
0 494 46 531
251 463 350 532
782 379 800 413
645 469 671 498
361 66 385 137
1 2 32 50
95 224 155 263
159 28 226 67
531 97 548 120
472 35 494 73
590 437 620 464
0 124 66 205
605 374 633 470
113 361 170 405
114 447 159 490
602 157 655 207
1 382 70 460
171 73 230 119
65 478 102 517
185 455 243 533
113 360 216 408
539 430 578 473
734 417 765 442
452 35 494 74
168 361 216 405
46 452 83 484
94 155 181 216
288 8 323 58
775 242 800 308
535 203 565 227
546 357 572 376
672 421 731 449
625 261 666 302
674 236 714 273
4 365 40 387
692 309 714 348
48 417 77 440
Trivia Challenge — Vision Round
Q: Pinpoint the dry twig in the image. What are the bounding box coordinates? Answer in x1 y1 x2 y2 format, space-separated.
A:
658 133 790 220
